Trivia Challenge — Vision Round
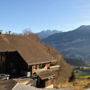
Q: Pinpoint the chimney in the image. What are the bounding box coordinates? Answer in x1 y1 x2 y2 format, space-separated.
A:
8 31 12 35
0 30 3 36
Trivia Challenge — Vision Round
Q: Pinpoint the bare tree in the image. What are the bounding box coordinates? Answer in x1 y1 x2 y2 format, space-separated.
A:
22 28 32 35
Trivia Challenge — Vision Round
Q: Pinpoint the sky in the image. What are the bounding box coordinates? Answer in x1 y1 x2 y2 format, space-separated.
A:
0 0 90 33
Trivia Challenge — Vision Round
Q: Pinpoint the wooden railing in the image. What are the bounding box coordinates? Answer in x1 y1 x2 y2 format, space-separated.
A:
50 65 60 71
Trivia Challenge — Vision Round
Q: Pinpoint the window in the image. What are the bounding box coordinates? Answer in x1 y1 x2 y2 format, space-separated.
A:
39 64 45 69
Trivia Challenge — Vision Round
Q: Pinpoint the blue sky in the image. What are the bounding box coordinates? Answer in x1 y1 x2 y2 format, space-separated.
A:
0 0 90 33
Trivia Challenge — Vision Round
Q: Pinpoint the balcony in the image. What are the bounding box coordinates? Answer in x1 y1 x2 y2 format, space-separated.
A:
50 65 60 71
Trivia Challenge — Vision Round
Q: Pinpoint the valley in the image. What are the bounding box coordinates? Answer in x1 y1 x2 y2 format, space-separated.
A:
42 25 90 62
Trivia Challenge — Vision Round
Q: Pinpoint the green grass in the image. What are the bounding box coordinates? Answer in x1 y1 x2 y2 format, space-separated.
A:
78 75 90 79
74 67 90 79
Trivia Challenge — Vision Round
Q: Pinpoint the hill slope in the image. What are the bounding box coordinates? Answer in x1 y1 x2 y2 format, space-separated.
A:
65 58 89 66
45 45 72 85
43 25 90 62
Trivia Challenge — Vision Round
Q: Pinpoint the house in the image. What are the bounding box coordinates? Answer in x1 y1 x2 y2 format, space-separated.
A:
0 32 60 88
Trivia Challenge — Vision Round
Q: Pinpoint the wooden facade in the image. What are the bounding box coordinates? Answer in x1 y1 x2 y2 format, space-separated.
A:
0 51 28 77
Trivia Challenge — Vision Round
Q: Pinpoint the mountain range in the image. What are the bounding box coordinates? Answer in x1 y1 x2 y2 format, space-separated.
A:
42 25 90 62
37 30 61 39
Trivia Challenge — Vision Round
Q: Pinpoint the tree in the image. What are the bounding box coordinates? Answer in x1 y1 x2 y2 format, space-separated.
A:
22 28 32 35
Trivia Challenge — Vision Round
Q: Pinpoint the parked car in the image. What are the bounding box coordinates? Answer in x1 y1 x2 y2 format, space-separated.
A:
0 74 10 80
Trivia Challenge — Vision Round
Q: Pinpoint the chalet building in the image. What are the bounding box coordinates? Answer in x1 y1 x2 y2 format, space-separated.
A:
0 33 60 88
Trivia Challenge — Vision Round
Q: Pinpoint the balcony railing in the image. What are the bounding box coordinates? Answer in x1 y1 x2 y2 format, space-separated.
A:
50 65 60 71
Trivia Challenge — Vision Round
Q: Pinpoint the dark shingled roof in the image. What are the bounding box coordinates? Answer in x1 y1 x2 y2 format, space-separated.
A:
0 34 55 65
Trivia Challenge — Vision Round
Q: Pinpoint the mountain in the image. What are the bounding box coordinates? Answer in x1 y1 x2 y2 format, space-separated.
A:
65 58 89 66
43 25 90 62
37 30 62 39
